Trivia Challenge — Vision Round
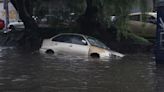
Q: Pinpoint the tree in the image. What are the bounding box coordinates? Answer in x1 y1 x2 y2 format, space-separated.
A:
9 0 149 51
10 0 37 29
10 0 41 52
78 0 148 37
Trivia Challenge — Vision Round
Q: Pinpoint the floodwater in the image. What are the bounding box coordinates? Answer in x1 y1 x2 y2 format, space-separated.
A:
0 46 162 92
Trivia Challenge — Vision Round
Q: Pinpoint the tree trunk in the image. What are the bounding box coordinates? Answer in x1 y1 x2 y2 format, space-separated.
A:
11 0 38 30
10 0 42 52
77 0 106 36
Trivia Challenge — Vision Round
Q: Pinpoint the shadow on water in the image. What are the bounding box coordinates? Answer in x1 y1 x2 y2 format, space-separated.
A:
0 46 157 92
0 47 43 92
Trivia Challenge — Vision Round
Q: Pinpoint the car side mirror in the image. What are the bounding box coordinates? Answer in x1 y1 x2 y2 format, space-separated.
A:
82 40 87 45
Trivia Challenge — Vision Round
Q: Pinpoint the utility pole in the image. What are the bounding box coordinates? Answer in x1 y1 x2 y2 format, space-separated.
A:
3 0 9 30
155 0 164 64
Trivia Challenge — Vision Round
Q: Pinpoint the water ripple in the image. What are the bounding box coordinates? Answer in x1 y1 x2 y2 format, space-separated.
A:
0 48 156 92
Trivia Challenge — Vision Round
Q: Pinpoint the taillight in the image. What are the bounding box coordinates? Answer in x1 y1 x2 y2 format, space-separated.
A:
0 20 4 29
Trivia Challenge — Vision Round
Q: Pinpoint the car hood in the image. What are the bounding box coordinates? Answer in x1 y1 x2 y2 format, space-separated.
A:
110 50 125 58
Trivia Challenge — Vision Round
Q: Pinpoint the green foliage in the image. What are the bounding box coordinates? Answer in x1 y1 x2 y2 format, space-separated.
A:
13 0 150 39
128 33 151 45
101 0 149 39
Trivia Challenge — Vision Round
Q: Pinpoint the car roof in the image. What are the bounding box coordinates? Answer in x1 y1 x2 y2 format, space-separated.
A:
129 12 157 18
53 33 86 38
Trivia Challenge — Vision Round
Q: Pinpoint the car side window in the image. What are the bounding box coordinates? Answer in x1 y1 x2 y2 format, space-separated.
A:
146 16 156 24
52 35 72 43
129 15 140 21
70 35 88 45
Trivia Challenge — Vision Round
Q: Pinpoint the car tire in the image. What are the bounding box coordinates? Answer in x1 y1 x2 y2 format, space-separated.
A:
45 49 54 54
90 53 100 59
9 25 15 30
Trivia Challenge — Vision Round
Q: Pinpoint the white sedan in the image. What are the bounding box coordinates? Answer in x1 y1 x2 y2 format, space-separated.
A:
8 21 24 30
40 33 124 59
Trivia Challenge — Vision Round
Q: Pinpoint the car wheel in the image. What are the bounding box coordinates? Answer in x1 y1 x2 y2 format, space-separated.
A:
90 53 100 59
45 49 54 54
9 25 15 30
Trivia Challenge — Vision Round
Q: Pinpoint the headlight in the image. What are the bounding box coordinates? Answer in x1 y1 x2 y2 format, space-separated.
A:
102 50 111 57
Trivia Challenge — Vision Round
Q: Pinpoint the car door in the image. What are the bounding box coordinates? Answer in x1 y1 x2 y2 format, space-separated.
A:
51 34 73 55
140 14 156 38
129 14 143 35
68 35 90 56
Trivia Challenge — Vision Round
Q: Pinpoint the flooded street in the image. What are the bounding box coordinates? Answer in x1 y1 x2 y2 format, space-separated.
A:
0 46 161 92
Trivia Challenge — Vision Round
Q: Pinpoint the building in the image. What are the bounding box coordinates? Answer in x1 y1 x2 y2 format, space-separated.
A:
0 1 19 22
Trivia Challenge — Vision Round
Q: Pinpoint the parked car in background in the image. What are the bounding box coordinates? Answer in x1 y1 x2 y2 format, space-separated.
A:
0 19 4 30
8 21 24 30
128 12 157 38
40 33 124 59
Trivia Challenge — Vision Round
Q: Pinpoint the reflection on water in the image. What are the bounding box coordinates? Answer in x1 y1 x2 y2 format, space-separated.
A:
0 46 158 92
155 64 164 92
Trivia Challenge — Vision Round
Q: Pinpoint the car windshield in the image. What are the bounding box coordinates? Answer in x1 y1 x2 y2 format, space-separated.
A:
87 36 109 50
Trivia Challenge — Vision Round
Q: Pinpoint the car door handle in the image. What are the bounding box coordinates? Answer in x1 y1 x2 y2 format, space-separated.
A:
69 45 72 47
54 43 58 45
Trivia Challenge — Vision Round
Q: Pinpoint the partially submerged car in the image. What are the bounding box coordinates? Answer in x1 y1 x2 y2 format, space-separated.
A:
128 12 157 38
110 12 157 39
40 33 124 59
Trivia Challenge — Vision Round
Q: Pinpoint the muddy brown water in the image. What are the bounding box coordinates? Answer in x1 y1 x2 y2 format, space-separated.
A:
0 46 162 92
